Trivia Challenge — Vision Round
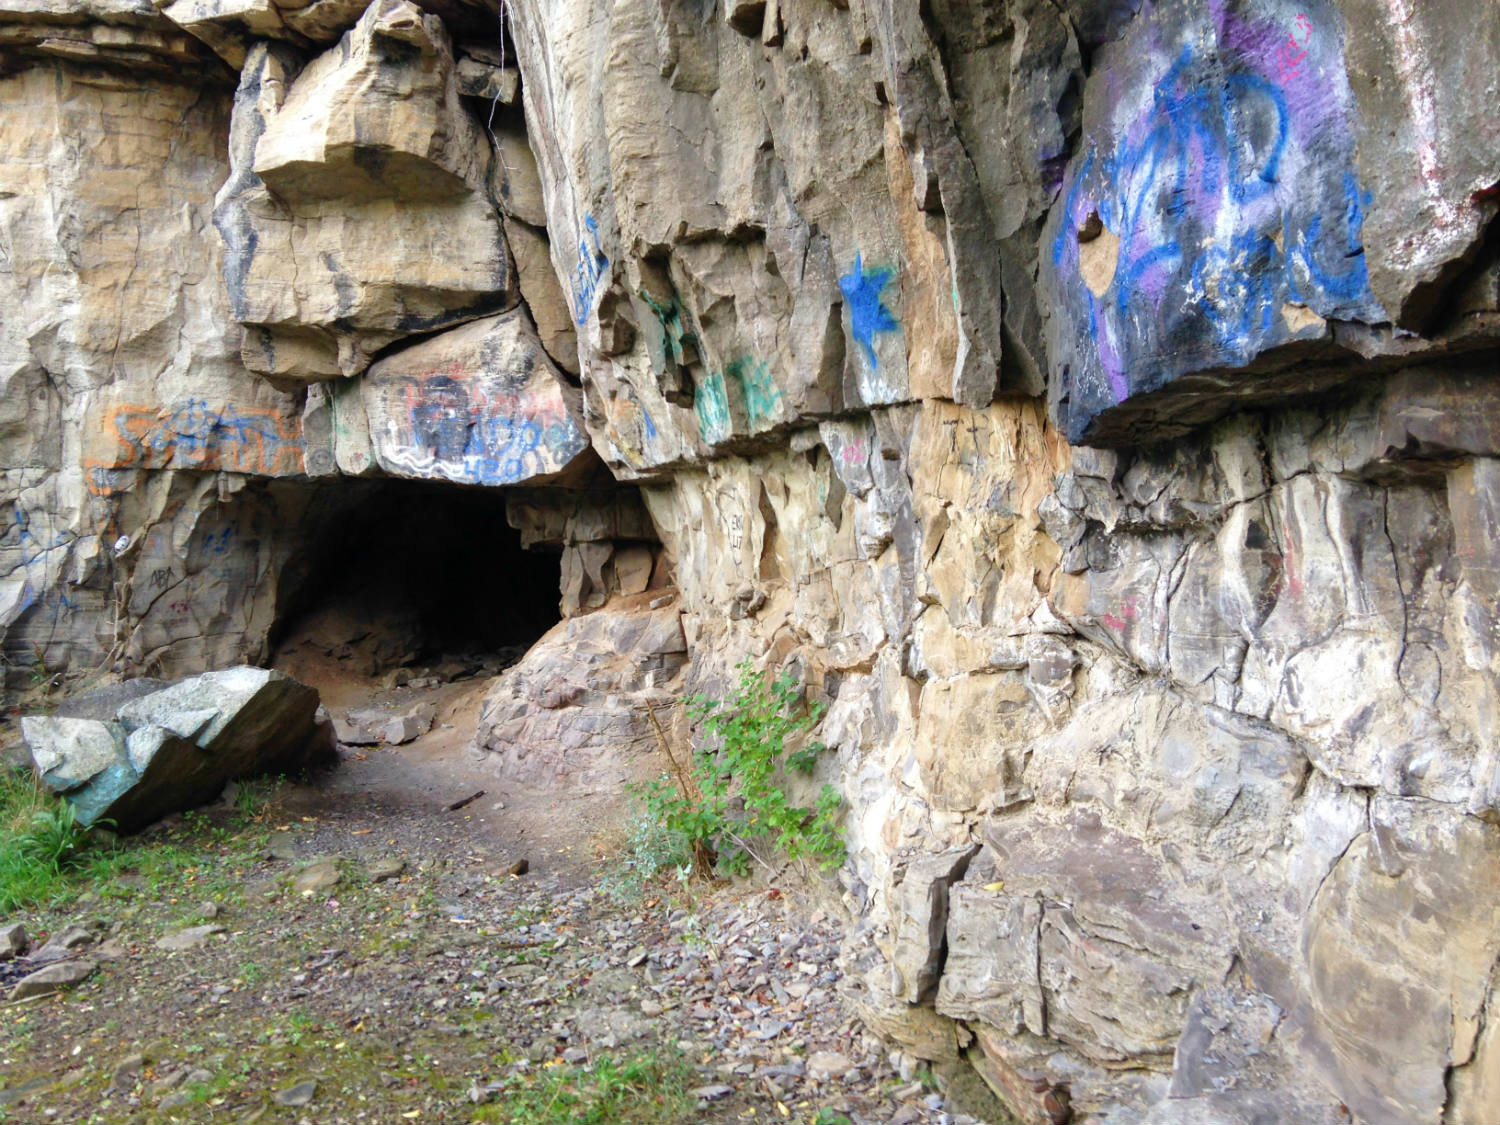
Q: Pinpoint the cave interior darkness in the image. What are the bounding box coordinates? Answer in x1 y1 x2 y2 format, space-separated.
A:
270 479 564 668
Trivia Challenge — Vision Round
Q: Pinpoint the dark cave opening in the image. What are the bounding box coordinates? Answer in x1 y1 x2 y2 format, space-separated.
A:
270 479 562 674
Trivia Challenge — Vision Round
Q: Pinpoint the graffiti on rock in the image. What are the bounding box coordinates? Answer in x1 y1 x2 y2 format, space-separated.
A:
599 385 658 468
86 400 304 493
695 369 731 444
692 356 782 443
1043 2 1384 440
1277 12 1314 79
374 362 587 486
569 214 609 326
839 252 900 368
727 357 781 430
642 290 700 370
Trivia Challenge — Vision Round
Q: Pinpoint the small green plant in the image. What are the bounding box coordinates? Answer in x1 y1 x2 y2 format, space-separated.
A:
813 1110 854 1125
232 775 281 824
19 801 86 868
479 1047 697 1125
599 811 690 904
634 661 844 878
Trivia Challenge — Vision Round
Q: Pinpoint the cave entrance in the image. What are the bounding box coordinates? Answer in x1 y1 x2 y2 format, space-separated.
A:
270 479 562 681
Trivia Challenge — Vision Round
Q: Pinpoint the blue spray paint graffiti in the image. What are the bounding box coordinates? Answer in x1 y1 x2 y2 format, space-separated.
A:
839 253 899 367
6 502 79 626
374 363 587 486
1042 3 1384 440
569 214 609 326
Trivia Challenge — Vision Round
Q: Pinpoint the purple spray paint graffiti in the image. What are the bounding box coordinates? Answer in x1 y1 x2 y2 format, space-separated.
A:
1041 0 1384 443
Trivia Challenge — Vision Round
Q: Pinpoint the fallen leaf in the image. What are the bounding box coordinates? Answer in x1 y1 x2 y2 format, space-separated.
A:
982 881 1006 892
776 1101 790 1117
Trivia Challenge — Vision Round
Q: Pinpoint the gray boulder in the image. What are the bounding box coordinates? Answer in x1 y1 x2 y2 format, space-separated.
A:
21 667 334 833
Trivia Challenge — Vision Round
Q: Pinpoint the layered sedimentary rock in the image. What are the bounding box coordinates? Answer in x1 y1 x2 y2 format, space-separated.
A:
2 0 1498 1122
215 1 514 382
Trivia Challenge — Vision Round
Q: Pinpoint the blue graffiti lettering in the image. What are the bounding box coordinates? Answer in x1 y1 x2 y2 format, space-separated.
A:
1288 173 1373 303
1188 231 1280 348
1048 23 1381 428
570 214 609 326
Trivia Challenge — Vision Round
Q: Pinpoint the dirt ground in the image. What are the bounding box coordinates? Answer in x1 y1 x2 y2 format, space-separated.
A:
0 657 993 1125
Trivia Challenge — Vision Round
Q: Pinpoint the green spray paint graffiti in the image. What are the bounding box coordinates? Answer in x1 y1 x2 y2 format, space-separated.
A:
695 370 730 442
642 291 700 368
727 357 780 429
693 357 781 443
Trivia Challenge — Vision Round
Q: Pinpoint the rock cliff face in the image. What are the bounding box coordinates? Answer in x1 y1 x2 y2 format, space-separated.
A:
1 0 1497 1121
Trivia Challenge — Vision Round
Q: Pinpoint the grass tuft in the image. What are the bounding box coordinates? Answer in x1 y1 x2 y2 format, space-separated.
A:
477 1047 699 1125
0 768 288 915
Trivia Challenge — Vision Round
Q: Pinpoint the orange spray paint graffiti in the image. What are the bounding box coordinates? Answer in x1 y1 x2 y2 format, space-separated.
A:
86 399 304 494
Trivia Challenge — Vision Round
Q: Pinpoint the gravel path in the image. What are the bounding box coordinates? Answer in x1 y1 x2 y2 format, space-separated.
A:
1 675 988 1125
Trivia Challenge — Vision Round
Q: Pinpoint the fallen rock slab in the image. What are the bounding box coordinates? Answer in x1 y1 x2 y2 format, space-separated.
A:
9 959 97 1001
335 710 384 746
155 924 227 952
21 667 334 833
382 703 434 745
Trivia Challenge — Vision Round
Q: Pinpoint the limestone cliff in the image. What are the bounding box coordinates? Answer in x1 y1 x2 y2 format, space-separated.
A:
1 0 1497 1121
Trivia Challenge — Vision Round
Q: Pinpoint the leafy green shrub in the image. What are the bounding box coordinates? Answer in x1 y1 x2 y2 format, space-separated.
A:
18 800 86 868
635 660 844 877
0 770 94 912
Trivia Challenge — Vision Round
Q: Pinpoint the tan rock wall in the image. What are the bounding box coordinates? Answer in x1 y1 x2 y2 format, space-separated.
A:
1 1 1497 1123
0 59 310 677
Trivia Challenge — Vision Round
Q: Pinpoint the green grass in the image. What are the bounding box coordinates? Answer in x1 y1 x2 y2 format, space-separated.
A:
0 768 285 915
477 1047 699 1125
0 770 91 912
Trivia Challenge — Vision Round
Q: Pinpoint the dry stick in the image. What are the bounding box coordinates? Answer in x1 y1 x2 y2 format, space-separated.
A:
643 700 700 805
642 700 715 871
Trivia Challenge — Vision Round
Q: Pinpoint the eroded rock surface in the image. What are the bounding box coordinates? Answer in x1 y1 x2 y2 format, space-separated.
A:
1 0 1498 1122
215 3 514 383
